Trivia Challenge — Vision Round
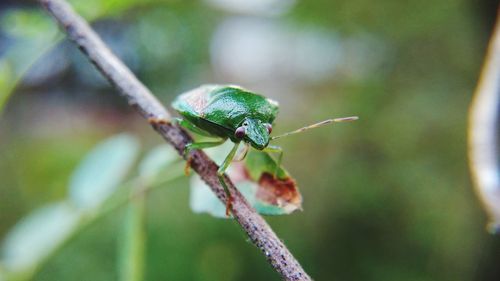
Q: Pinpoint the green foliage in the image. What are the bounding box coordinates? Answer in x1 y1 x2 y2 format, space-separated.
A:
69 134 139 210
118 196 146 281
189 143 301 217
0 61 14 110
0 135 182 280
0 0 497 280
1 202 80 279
69 0 160 19
0 0 163 113
138 145 179 184
0 9 59 112
245 150 288 180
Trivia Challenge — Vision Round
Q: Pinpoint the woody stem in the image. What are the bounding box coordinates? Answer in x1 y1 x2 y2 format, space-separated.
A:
37 0 312 280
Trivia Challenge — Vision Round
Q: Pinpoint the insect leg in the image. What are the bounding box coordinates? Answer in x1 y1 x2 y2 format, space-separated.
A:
184 139 226 157
217 142 240 216
234 143 250 162
184 139 226 175
174 118 215 137
263 145 283 178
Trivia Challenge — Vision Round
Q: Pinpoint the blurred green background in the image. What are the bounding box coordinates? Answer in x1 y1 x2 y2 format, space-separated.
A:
1 0 499 280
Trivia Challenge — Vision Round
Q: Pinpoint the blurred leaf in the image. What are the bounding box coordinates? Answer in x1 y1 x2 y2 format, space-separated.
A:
69 134 140 210
70 0 159 19
0 263 7 280
0 62 14 110
189 174 257 218
0 9 59 112
139 144 179 183
190 175 227 217
189 147 302 217
0 2 160 112
118 195 146 281
1 10 57 39
189 143 249 218
0 202 81 273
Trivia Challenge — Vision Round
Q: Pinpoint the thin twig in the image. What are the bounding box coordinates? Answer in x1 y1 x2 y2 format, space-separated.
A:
468 8 500 234
38 0 312 280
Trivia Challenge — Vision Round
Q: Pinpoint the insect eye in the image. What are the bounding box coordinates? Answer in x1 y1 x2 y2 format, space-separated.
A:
235 126 246 139
265 123 272 134
243 122 248 126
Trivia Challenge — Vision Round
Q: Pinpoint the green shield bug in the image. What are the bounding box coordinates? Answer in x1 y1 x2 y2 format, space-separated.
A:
152 84 357 215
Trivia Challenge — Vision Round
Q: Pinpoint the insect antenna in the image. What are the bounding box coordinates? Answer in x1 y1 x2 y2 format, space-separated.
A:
270 116 358 141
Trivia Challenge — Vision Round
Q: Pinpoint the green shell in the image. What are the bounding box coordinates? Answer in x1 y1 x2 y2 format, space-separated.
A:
172 85 279 148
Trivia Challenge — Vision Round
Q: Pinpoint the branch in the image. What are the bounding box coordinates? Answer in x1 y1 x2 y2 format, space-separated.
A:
468 8 500 234
38 0 312 280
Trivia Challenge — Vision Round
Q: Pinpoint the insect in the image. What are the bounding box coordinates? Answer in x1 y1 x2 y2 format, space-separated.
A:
167 84 357 215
